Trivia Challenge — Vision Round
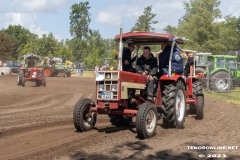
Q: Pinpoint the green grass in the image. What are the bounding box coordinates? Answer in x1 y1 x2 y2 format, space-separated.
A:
205 91 240 106
82 71 95 77
71 69 95 77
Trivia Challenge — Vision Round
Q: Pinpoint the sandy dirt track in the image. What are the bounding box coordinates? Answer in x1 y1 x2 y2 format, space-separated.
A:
0 75 239 160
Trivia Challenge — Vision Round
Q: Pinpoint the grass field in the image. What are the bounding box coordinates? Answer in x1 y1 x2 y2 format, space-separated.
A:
71 70 95 77
205 91 240 106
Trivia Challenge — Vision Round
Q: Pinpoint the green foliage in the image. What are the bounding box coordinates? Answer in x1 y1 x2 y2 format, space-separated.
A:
177 0 222 53
3 25 34 59
131 6 158 32
0 31 16 60
70 1 91 39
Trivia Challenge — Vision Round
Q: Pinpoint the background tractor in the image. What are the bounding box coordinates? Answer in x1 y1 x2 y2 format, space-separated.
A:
17 54 46 87
43 57 71 77
207 55 240 92
73 31 204 139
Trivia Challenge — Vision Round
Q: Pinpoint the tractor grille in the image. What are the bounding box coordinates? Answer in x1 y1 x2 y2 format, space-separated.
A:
96 72 119 100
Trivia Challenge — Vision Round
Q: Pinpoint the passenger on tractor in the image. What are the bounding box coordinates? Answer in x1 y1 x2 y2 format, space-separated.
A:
184 52 195 77
158 42 184 77
122 43 137 71
135 46 158 101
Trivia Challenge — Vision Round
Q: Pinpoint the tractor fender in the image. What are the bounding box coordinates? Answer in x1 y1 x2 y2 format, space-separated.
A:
160 74 186 89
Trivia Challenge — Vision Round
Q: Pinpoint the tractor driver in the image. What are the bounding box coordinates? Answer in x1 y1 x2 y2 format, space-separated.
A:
136 46 158 101
122 43 137 71
184 52 195 77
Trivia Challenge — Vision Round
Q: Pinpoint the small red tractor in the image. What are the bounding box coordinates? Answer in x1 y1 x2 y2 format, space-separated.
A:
17 54 46 87
73 31 204 139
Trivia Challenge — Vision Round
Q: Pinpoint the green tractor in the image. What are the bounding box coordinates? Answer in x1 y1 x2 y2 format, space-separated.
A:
195 52 212 74
207 55 240 92
43 57 71 77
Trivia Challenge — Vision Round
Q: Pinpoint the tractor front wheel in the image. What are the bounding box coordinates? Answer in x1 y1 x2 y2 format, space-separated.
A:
17 74 22 85
21 74 25 87
66 72 71 77
162 81 186 129
73 98 97 132
196 95 204 120
136 102 157 139
42 77 46 87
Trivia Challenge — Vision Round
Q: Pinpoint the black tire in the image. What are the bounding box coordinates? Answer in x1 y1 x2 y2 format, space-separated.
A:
210 71 231 92
73 98 97 132
21 75 25 87
60 71 66 77
109 115 132 126
67 72 71 77
189 79 203 114
161 81 186 128
196 95 204 120
36 81 42 87
17 74 22 85
136 102 157 139
42 77 46 87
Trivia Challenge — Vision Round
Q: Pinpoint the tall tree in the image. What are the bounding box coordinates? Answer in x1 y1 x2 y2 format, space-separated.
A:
177 0 222 53
131 6 158 32
0 31 16 60
69 1 91 39
3 25 34 59
164 25 178 36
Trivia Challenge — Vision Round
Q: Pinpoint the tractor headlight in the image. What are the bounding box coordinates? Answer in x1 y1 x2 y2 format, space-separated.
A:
111 85 118 91
98 84 104 91
96 73 104 81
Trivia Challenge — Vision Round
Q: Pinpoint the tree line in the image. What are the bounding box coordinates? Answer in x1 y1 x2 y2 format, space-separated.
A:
1 0 240 69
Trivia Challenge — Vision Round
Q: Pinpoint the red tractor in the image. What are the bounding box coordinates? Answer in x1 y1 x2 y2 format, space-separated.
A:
17 54 46 87
73 31 204 139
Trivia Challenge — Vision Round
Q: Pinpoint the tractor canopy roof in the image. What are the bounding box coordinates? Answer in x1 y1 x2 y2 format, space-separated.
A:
23 53 42 61
114 31 174 45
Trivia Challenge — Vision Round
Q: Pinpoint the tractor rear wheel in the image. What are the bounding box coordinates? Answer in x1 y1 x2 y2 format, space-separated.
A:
196 95 204 120
73 98 97 132
189 79 203 114
210 71 230 92
136 102 157 139
44 68 52 77
162 81 186 129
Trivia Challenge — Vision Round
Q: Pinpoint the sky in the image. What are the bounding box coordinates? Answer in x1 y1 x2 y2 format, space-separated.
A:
0 0 240 41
